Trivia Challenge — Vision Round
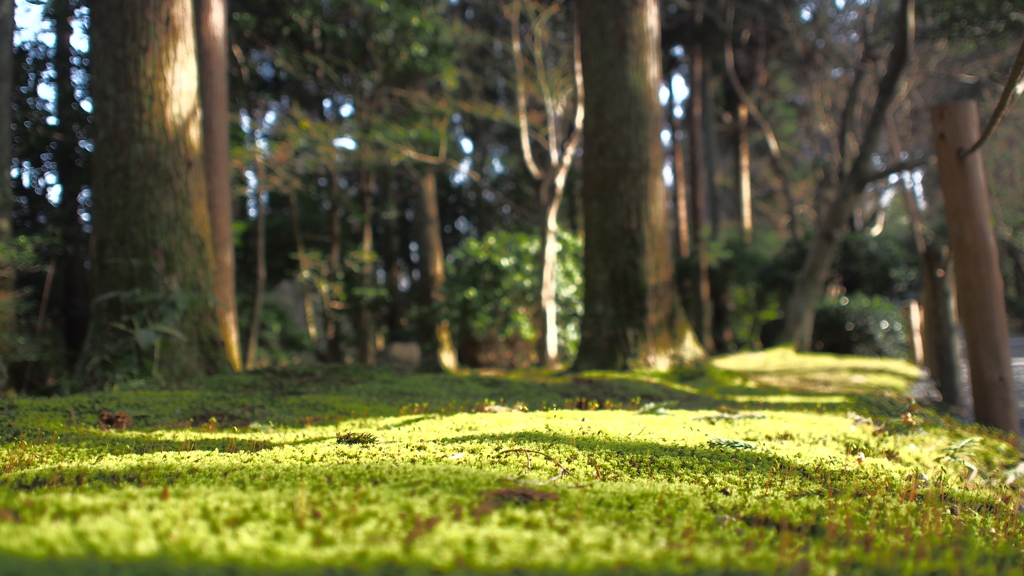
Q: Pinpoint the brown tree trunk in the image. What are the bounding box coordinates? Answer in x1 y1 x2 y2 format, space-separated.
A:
356 171 376 365
84 0 223 382
574 0 705 371
737 102 753 244
325 171 344 363
196 0 242 372
415 168 457 372
932 100 1019 439
0 0 14 390
920 244 962 407
672 114 690 258
688 8 715 353
50 2 90 369
245 154 267 371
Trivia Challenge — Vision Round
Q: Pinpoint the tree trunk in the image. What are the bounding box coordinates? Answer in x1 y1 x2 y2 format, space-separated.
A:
83 0 223 382
539 174 560 368
737 102 752 244
931 100 1018 439
196 0 242 372
356 171 376 366
0 0 13 390
287 188 320 347
781 0 913 350
325 171 344 363
672 113 690 258
574 0 705 371
920 244 962 407
415 168 457 372
244 154 267 371
51 2 90 369
688 9 715 353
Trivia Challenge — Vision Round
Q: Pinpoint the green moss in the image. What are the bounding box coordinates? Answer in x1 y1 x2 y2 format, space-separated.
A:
0 350 1020 575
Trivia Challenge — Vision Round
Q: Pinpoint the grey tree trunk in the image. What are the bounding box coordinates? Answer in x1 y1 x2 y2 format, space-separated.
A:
574 0 705 371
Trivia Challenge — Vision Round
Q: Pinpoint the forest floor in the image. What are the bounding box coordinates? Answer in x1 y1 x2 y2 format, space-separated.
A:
0 348 1022 576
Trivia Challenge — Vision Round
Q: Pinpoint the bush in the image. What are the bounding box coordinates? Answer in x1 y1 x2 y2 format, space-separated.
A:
444 230 583 365
812 292 909 358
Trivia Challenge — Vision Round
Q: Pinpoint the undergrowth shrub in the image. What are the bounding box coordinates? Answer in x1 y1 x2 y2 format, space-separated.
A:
444 230 583 365
812 293 908 358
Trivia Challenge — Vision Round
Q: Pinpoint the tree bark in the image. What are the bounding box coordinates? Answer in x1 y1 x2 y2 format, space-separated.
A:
244 153 267 371
573 0 705 371
0 0 13 390
84 0 223 382
688 7 715 353
932 100 1018 439
415 168 457 372
195 0 242 372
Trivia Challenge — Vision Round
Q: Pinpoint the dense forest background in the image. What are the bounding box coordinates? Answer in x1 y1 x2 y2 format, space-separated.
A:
1 0 1023 395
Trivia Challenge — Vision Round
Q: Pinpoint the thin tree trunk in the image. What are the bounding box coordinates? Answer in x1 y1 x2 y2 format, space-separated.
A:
672 113 690 258
288 188 320 345
356 171 376 365
196 0 242 372
244 155 267 371
688 8 715 353
325 171 344 363
920 243 962 407
540 175 564 368
83 0 223 383
932 100 1018 439
0 0 14 390
574 0 705 371
415 168 457 372
737 103 752 243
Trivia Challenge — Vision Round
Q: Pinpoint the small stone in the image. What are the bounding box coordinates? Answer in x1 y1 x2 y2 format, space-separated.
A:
720 488 732 496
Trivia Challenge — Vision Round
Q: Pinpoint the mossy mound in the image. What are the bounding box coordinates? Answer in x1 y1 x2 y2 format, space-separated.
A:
0 350 1020 575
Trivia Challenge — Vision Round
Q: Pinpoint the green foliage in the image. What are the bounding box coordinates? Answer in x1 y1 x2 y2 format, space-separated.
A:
444 230 583 360
0 352 1020 575
84 276 202 387
812 293 909 359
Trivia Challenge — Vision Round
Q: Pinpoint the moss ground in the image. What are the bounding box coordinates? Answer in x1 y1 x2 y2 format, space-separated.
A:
0 348 1021 575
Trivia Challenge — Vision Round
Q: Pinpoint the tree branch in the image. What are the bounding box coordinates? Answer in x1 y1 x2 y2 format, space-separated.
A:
846 0 914 188
960 39 1024 157
508 1 544 180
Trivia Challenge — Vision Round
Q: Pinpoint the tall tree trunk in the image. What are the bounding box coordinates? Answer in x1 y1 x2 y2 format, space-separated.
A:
0 0 14 391
688 7 715 353
325 171 344 363
415 168 457 372
196 0 242 372
244 154 267 371
539 174 561 367
356 171 376 365
574 0 705 371
736 103 752 243
84 0 223 382
672 113 690 258
932 100 1018 439
52 1 89 369
781 0 913 350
